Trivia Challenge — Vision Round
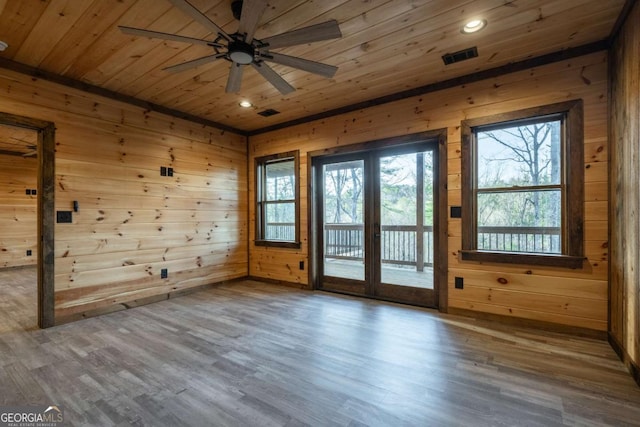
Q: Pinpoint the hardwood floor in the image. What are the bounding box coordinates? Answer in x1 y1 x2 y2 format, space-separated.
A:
1 267 639 426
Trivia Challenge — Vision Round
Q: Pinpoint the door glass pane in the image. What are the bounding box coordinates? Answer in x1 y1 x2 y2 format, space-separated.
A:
323 160 365 281
379 152 434 289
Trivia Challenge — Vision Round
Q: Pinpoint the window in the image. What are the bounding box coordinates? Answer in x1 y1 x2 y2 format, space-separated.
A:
255 151 300 248
460 100 584 268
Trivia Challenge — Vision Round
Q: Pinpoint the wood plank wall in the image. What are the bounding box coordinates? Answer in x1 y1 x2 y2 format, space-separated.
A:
0 68 247 323
609 0 640 376
249 52 609 331
0 153 37 268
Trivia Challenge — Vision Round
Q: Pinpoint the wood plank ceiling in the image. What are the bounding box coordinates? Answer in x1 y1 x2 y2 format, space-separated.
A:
0 0 626 132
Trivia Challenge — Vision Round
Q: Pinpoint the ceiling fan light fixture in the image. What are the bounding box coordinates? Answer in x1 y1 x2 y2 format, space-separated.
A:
239 100 252 108
228 40 254 64
461 19 487 34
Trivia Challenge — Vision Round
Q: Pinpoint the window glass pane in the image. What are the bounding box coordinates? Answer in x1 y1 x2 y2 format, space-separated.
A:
266 159 295 201
477 120 561 188
477 190 561 254
265 202 295 241
256 151 299 245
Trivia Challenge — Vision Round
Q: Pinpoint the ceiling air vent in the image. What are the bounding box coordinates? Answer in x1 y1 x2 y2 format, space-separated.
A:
442 46 478 65
258 109 281 117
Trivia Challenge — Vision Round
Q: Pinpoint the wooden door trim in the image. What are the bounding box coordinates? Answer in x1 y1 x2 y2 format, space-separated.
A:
308 150 317 289
307 131 442 158
435 131 448 312
0 112 55 328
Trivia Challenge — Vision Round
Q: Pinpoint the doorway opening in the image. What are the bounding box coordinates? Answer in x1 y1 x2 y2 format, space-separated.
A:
0 112 55 328
309 131 448 309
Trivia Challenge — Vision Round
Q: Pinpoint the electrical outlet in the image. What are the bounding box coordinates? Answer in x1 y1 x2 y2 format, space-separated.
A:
161 268 168 279
31 189 37 195
167 167 174 177
26 250 32 256
455 277 464 289
160 166 167 176
450 206 462 218
299 260 304 270
26 189 31 195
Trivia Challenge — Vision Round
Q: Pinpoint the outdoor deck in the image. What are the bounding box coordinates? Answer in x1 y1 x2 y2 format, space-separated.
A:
268 223 559 292
324 259 434 289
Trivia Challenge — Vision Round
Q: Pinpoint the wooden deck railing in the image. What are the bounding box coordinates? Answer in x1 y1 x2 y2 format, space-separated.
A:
322 224 435 269
265 223 562 269
264 223 296 241
477 226 561 254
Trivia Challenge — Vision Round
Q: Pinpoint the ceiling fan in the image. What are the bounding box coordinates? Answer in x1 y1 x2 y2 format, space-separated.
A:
119 0 342 95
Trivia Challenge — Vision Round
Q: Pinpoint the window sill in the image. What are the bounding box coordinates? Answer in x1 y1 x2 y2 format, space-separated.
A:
254 240 301 249
459 250 584 269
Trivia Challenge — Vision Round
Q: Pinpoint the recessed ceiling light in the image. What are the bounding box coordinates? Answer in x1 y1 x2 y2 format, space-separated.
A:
0 41 8 52
461 19 487 34
239 100 252 108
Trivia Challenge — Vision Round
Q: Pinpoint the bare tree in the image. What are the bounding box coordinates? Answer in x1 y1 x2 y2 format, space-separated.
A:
483 122 558 223
326 165 363 223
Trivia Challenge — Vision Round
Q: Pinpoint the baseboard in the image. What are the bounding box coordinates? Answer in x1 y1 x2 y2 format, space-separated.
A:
608 332 640 388
608 332 626 360
447 307 607 340
247 275 312 290
54 277 248 326
55 276 313 325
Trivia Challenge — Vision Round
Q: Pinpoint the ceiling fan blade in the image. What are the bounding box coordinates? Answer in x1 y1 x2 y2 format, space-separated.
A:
118 26 223 47
263 52 337 78
251 62 295 95
260 20 342 50
162 54 226 73
237 0 268 43
167 0 231 41
225 63 245 93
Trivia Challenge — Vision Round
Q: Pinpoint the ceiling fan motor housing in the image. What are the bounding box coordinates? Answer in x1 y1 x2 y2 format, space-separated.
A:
228 39 255 64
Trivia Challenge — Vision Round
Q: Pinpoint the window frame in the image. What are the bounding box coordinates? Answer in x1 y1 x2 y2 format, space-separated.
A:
255 150 301 249
460 100 584 268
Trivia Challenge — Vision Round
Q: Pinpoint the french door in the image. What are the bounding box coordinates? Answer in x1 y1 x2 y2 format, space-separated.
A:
312 140 441 308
